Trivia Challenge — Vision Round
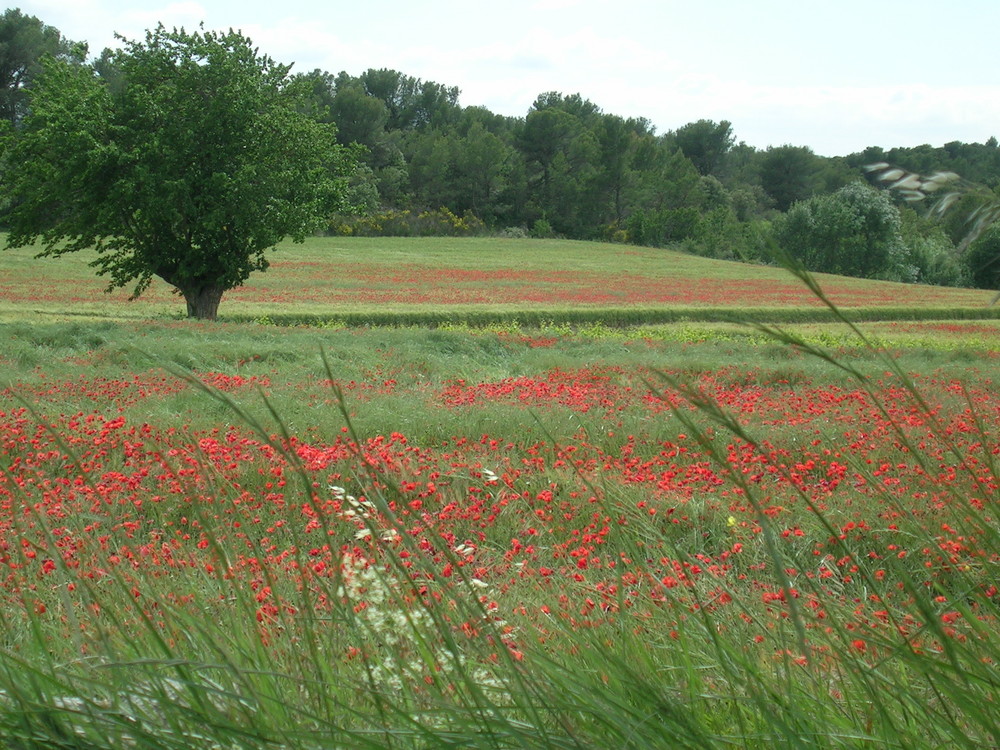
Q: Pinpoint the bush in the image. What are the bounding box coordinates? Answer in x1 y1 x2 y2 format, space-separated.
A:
599 222 630 244
963 224 1000 290
897 208 966 287
907 235 967 287
626 206 701 247
329 207 487 237
529 218 555 239
775 181 914 281
685 206 745 260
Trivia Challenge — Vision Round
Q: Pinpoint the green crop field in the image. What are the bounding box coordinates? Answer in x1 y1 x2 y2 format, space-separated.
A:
1 238 999 748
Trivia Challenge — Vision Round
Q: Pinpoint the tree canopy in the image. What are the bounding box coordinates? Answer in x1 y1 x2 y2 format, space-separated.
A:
2 24 354 319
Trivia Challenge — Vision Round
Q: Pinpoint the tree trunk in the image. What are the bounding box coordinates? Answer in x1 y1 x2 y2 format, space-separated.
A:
182 285 225 320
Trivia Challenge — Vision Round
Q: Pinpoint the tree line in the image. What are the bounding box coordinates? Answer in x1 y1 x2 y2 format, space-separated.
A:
1 8 998 318
305 63 999 289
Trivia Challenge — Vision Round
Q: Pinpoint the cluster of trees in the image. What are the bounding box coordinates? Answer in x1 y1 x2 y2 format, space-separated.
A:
302 68 846 248
292 66 994 289
0 8 997 319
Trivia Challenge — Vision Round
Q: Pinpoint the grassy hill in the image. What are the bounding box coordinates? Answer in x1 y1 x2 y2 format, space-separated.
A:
1 236 997 325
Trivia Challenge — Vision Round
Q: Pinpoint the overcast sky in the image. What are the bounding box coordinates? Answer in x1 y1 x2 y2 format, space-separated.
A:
15 0 1000 156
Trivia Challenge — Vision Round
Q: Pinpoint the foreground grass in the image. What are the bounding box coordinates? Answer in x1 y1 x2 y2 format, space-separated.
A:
1 308 999 747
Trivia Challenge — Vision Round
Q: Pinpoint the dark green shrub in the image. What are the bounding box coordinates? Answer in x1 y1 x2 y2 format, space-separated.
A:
776 181 914 281
963 224 1000 290
626 206 700 247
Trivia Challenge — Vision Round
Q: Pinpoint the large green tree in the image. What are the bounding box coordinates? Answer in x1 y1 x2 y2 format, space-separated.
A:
2 25 354 319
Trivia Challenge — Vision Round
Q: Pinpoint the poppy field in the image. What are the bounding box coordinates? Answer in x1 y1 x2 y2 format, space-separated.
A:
1 240 1000 747
0 311 997 748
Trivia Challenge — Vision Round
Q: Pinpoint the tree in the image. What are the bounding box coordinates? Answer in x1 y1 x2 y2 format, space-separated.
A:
405 127 459 208
629 142 702 213
593 114 653 226
530 91 601 123
775 181 911 280
358 68 459 131
295 70 409 205
329 82 389 150
671 119 734 176
452 123 516 223
2 25 354 320
898 207 965 287
0 8 85 125
759 144 821 211
517 106 578 218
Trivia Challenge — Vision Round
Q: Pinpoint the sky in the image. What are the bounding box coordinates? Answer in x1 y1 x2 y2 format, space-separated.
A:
15 0 1000 157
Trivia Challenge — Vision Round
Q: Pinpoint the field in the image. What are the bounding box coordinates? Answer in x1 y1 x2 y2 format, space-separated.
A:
3 237 998 323
1 237 1000 748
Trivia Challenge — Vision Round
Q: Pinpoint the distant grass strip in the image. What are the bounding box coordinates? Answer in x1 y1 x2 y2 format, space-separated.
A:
235 304 1000 329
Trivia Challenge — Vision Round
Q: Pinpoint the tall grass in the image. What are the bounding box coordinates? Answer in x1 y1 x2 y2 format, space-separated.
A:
0 277 998 746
